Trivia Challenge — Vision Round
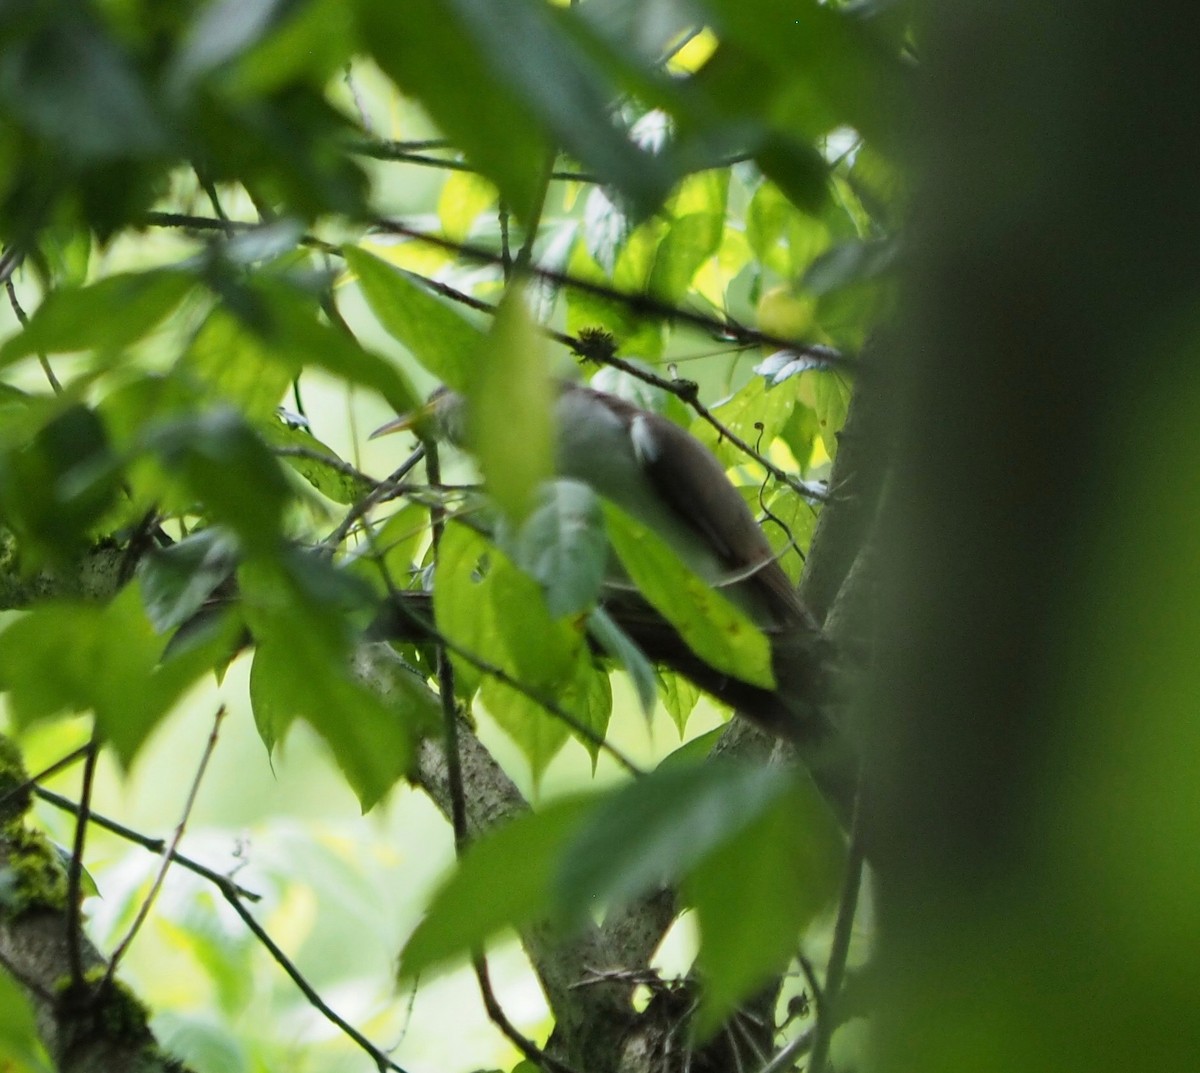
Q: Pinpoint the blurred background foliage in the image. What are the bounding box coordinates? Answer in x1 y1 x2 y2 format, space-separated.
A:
2 0 1197 1072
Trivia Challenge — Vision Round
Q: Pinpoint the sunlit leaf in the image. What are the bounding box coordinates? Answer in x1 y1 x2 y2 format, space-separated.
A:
179 306 295 421
344 247 482 392
355 0 550 219
812 371 852 460
432 521 497 699
262 416 372 505
0 966 52 1073
648 212 725 304
691 376 796 469
0 271 193 365
248 633 427 811
467 291 554 522
479 676 570 782
660 671 702 735
0 587 237 766
438 168 499 243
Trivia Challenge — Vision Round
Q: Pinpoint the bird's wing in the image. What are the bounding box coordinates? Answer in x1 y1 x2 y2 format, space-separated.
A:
628 409 810 627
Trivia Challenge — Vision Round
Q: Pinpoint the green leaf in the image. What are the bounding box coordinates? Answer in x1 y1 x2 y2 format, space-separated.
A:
479 676 569 783
241 549 436 808
0 587 235 766
343 247 482 392
746 180 830 276
0 270 193 365
0 966 52 1073
446 0 673 218
355 0 549 219
486 647 611 774
587 606 658 719
648 212 725 304
347 501 432 595
138 527 240 634
692 376 796 469
171 0 293 90
700 0 905 152
467 291 554 522
759 485 818 586
261 283 422 415
438 168 499 243
248 638 300 753
502 480 608 619
178 306 295 421
226 0 356 96
660 671 701 735
0 11 167 163
0 403 122 562
803 237 900 297
398 794 597 980
553 762 796 921
432 522 496 699
434 522 585 776
249 631 428 811
262 416 373 505
686 779 844 1036
603 504 775 689
812 371 852 461
147 408 290 556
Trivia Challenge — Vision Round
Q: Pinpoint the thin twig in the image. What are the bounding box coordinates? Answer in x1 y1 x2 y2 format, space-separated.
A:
0 745 89 813
359 478 645 775
323 445 426 551
5 278 62 394
273 445 381 489
513 151 557 277
570 344 828 504
427 442 469 852
64 738 99 987
216 882 413 1073
34 787 261 902
103 706 227 984
197 170 235 237
0 245 24 287
473 954 583 1073
755 1027 816 1073
141 211 340 255
135 211 845 367
370 217 852 369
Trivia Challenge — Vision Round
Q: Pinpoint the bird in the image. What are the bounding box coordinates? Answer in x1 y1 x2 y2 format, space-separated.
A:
372 381 854 821
373 383 810 629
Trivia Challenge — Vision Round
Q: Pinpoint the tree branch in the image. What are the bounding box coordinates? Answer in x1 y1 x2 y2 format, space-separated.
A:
0 738 197 1073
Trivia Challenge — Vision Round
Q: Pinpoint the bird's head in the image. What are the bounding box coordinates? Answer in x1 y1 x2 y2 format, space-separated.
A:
370 386 467 446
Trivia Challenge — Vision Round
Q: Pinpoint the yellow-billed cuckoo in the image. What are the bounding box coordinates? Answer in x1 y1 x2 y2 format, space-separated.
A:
373 382 852 819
